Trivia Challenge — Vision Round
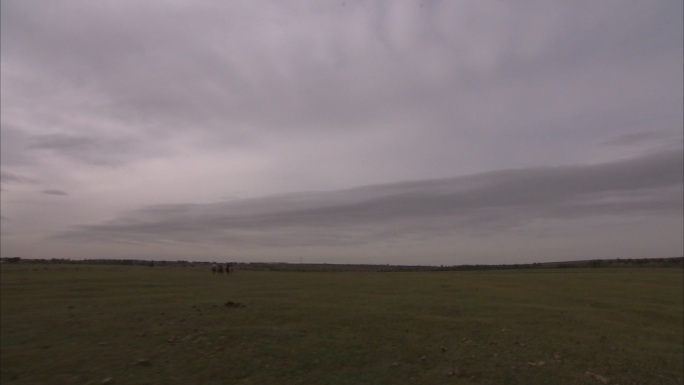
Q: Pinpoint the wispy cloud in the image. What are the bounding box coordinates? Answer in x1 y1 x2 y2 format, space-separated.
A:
601 130 682 147
41 189 68 196
0 170 37 184
58 148 682 247
26 133 153 167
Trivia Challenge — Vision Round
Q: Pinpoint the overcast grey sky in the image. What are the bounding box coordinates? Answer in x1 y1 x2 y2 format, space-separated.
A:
1 0 682 265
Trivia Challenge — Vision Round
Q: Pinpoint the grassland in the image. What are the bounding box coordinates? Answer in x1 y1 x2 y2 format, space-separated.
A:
1 264 682 385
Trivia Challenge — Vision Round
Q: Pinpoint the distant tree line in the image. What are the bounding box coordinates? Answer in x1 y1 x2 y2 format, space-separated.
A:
1 256 682 271
545 257 684 269
243 257 683 272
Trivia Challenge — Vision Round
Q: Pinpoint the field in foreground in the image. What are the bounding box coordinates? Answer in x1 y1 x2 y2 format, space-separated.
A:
1 265 682 385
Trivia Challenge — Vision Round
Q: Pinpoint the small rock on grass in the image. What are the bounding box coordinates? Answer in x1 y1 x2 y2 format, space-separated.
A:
136 358 151 366
224 301 245 308
101 377 114 384
585 371 611 384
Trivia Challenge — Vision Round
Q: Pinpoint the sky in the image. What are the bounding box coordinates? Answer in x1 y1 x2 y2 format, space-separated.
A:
1 0 682 265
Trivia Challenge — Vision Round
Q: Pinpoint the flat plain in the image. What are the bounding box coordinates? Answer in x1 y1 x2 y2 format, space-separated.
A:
1 264 682 385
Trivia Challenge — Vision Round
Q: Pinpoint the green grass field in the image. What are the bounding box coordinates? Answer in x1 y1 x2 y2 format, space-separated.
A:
1 265 682 385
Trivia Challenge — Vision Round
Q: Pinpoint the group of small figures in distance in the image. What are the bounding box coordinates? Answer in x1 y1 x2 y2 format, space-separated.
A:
211 263 235 274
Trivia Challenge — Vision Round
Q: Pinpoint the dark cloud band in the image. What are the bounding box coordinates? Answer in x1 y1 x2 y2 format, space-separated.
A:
57 148 683 246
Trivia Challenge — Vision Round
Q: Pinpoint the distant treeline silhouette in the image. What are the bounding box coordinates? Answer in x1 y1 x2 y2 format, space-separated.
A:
2 256 682 271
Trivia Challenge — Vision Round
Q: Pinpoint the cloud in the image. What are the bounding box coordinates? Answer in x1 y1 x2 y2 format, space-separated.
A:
2 1 681 263
26 133 145 166
41 189 68 196
3 2 681 174
28 133 101 151
57 148 682 247
3 1 680 140
601 130 683 147
0 170 37 184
